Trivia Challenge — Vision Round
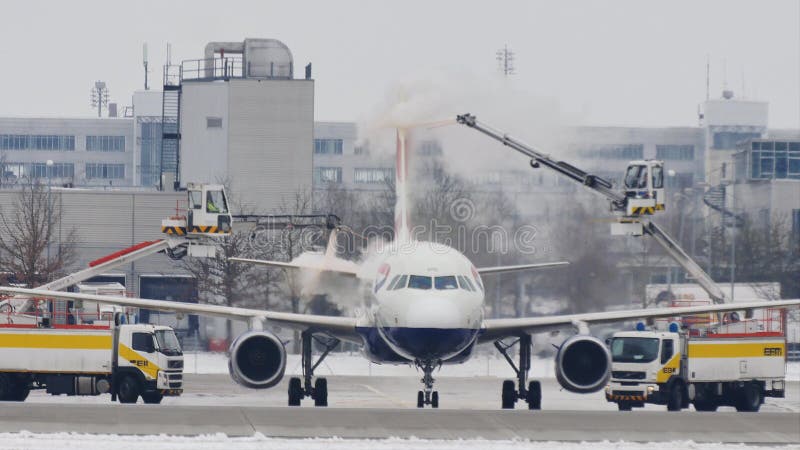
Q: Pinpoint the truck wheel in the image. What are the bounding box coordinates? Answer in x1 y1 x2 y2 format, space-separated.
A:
617 401 632 411
736 383 761 412
117 376 140 404
141 393 163 404
693 399 718 412
0 374 10 401
7 381 29 402
667 384 683 411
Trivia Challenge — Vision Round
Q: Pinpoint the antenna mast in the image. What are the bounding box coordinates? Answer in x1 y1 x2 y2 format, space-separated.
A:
143 43 149 90
496 45 515 77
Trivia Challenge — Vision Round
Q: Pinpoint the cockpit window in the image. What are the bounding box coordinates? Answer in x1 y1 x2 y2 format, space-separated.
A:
389 275 407 291
434 276 458 290
386 275 401 291
457 275 475 292
408 275 432 290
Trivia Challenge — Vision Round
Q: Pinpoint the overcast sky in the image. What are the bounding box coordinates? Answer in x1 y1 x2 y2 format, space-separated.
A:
1 0 798 128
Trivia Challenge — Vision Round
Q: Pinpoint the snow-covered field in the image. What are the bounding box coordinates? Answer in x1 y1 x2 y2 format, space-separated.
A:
0 432 794 450
183 352 800 382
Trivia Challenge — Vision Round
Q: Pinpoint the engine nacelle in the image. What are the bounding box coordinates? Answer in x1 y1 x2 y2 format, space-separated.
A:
555 334 611 394
228 330 286 389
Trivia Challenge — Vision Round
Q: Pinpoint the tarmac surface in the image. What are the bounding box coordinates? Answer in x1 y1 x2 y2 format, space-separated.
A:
5 375 799 443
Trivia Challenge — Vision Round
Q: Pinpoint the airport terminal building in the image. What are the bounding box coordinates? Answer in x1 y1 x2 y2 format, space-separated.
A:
0 37 798 341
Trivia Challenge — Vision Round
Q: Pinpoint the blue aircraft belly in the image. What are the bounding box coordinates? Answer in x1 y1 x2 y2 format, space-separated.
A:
357 326 478 361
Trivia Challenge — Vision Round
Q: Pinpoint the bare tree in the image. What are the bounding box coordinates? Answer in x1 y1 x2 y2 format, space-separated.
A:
182 231 258 342
0 182 77 287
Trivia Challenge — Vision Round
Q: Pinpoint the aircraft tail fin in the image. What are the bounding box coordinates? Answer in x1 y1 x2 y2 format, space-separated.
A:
395 129 411 243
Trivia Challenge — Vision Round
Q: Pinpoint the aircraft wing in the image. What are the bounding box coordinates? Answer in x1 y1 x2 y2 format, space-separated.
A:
479 298 800 342
229 256 361 278
0 287 362 344
476 261 569 275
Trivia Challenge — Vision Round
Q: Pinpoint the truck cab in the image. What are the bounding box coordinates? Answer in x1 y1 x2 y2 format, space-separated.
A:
622 160 665 216
115 324 184 403
606 329 684 411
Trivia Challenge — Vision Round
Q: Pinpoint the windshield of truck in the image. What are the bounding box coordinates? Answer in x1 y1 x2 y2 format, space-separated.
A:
155 329 182 356
610 337 660 363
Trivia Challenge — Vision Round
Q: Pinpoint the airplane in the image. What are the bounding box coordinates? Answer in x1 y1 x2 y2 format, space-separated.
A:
2 129 799 409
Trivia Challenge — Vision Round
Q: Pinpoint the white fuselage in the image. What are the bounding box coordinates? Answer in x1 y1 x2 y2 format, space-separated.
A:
367 240 485 362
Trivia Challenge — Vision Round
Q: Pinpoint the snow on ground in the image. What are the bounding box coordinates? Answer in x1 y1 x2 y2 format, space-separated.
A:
0 432 794 450
183 352 800 381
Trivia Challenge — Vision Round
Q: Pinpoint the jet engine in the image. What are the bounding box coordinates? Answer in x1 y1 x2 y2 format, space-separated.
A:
554 335 611 393
228 331 286 389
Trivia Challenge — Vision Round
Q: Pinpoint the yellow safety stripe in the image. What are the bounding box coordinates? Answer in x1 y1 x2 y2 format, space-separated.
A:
655 203 665 211
630 206 655 215
656 352 681 383
688 342 785 358
0 333 111 349
190 225 221 233
118 343 161 380
161 226 186 236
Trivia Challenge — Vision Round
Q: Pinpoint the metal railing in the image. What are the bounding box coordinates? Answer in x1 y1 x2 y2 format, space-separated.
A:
165 57 294 84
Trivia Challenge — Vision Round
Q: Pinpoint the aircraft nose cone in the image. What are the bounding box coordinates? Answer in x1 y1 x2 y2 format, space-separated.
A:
405 298 463 329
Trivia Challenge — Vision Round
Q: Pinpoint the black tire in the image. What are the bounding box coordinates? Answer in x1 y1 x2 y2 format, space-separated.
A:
501 380 516 409
141 392 163 404
313 378 328 407
7 381 30 402
526 381 542 410
288 377 302 406
617 401 633 411
736 382 761 412
431 391 439 409
417 391 424 408
693 399 718 412
667 384 683 411
117 376 140 404
0 374 11 401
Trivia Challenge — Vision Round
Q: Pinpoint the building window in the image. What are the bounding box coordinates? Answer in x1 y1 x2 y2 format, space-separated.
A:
0 134 74 151
30 163 74 178
793 209 800 241
656 145 694 160
665 172 693 189
713 131 760 150
86 135 125 152
314 139 343 155
354 168 393 184
139 120 162 187
748 140 800 180
0 135 29 150
577 144 644 160
86 163 124 179
206 117 223 128
314 167 342 184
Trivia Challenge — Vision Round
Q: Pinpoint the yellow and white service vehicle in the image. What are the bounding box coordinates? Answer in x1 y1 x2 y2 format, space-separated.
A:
606 324 786 412
0 320 183 404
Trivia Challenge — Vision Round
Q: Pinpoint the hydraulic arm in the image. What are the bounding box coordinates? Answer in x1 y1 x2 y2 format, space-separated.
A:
456 113 725 304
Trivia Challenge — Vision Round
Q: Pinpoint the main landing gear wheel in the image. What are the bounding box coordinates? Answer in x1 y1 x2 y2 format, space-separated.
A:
501 380 516 409
286 331 340 407
415 360 440 408
288 377 302 406
526 381 542 410
313 378 328 407
495 334 541 410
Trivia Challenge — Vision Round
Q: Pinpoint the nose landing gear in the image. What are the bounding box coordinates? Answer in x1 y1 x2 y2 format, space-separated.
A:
495 334 541 410
415 360 441 408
